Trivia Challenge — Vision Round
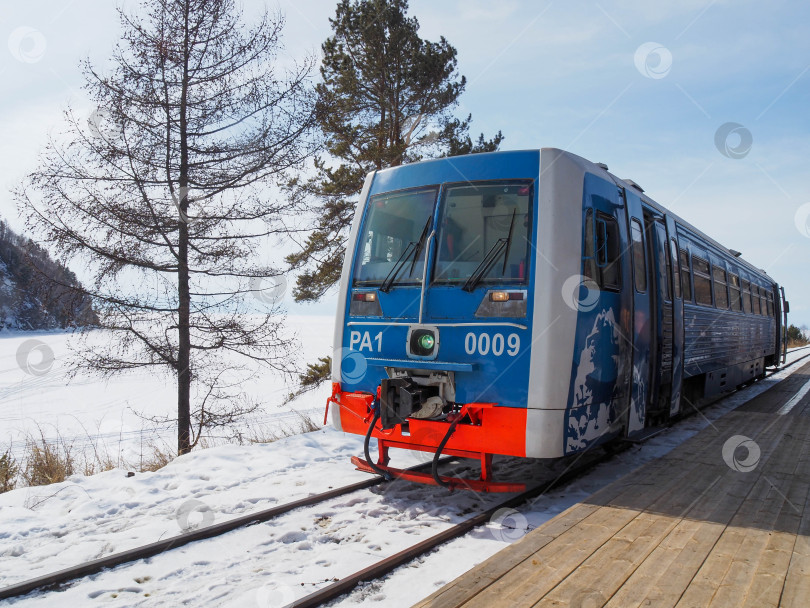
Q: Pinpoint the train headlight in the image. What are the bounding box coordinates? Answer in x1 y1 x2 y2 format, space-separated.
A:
349 290 383 316
476 290 528 318
407 326 439 360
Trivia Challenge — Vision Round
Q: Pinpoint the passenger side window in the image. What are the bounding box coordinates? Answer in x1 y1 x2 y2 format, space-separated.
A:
752 285 761 314
713 265 729 309
767 292 774 317
741 280 752 314
670 239 681 299
680 249 692 301
595 213 621 291
655 225 671 301
729 274 742 311
630 219 646 292
693 256 713 306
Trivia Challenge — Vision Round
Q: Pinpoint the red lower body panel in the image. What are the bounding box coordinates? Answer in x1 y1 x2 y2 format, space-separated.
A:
327 385 528 492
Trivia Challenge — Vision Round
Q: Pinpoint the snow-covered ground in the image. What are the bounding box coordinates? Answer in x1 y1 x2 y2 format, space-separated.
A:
0 333 807 607
0 316 335 464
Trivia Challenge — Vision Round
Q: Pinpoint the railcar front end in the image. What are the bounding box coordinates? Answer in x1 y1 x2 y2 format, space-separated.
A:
326 150 594 492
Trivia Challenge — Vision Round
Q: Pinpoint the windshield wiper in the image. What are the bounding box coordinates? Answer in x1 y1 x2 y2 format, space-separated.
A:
380 217 432 293
462 208 517 293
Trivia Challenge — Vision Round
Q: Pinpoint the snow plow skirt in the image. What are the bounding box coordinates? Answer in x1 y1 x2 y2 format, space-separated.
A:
350 455 526 493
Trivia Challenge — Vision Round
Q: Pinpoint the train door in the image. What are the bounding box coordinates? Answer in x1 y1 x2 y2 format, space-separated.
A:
644 210 675 422
665 216 684 416
622 188 652 434
565 175 632 453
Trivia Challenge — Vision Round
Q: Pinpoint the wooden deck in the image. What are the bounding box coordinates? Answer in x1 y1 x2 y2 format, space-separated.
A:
414 360 810 608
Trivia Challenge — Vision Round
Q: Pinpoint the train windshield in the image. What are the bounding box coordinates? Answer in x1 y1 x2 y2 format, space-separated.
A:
352 187 438 287
434 181 531 285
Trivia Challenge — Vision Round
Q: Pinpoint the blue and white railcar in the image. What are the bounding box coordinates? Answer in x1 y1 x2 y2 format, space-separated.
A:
325 148 787 492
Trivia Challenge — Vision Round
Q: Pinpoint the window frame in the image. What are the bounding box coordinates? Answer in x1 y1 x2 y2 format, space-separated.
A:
741 279 752 314
670 238 681 299
729 273 742 312
692 255 713 307
712 264 729 309
593 211 622 292
431 179 534 287
679 249 692 302
630 218 646 293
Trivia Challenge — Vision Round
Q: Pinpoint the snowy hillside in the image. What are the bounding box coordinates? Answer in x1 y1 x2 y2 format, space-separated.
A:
0 221 96 331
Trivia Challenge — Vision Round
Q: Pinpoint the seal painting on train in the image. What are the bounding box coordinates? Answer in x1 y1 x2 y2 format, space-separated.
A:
325 147 788 492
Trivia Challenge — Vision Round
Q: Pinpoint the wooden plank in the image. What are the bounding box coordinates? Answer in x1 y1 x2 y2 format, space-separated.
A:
455 459 712 608
740 480 808 608
605 471 759 607
462 505 641 608
411 503 599 608
779 478 810 606
706 475 796 608
536 461 727 607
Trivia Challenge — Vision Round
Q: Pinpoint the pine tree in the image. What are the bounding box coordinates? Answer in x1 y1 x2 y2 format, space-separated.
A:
287 0 502 302
16 0 315 454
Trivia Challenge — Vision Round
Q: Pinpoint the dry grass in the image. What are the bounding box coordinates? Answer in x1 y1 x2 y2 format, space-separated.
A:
1 449 19 493
21 431 76 487
0 411 321 494
137 441 175 472
242 411 321 445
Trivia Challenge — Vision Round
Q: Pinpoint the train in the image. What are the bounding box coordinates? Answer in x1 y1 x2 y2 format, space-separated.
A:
324 148 788 492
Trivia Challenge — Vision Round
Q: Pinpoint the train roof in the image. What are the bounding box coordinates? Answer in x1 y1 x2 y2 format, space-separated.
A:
371 148 775 284
541 148 775 284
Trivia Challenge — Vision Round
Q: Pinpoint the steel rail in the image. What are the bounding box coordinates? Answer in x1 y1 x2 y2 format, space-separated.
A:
3 348 808 602
281 350 810 608
282 450 606 608
0 458 452 601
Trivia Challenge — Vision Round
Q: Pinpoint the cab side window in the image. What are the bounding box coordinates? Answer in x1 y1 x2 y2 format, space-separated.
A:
594 212 621 291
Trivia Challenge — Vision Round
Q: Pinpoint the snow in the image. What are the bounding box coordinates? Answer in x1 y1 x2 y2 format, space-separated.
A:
0 328 807 607
0 315 336 463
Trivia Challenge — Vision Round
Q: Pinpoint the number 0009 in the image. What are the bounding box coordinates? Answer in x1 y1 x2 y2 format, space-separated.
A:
465 332 520 357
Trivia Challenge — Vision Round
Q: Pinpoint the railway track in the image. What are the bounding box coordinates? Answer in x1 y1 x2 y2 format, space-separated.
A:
2 347 809 605
281 347 810 608
0 458 453 601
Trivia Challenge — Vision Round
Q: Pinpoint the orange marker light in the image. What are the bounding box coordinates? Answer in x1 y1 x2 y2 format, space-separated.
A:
490 291 509 302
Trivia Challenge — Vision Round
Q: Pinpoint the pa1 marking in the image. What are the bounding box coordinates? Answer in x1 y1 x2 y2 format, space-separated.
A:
349 330 383 352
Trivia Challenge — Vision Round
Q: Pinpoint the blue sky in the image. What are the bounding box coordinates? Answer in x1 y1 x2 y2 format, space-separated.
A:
1 0 808 325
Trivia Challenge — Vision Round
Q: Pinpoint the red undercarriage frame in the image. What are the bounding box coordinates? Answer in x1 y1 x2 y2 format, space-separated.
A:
326 383 528 493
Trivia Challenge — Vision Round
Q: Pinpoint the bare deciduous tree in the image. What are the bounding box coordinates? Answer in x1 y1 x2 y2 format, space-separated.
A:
15 0 315 454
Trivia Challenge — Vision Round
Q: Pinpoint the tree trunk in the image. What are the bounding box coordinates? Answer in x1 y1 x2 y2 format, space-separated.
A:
177 2 192 456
